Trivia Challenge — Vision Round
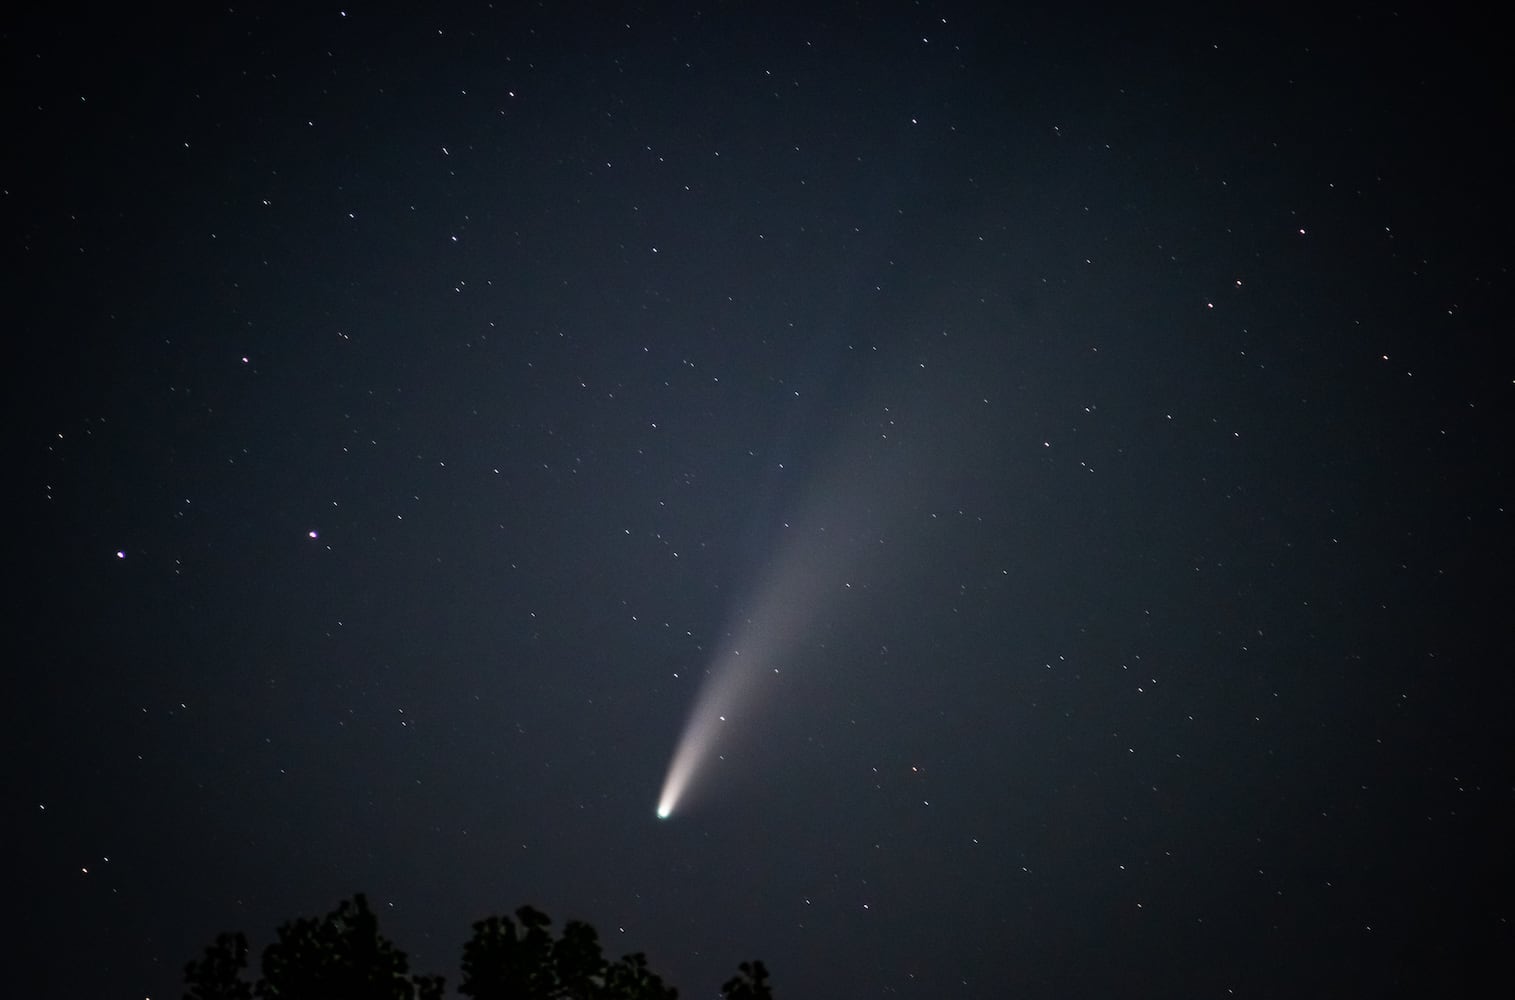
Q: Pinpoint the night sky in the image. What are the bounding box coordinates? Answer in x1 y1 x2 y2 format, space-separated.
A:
9 5 1512 998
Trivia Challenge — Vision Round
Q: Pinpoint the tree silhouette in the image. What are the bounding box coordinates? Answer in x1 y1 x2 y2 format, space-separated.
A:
183 895 443 1000
184 932 252 1000
600 951 677 1000
186 896 762 1000
459 906 556 999
720 960 773 1000
258 894 443 1000
460 904 677 1000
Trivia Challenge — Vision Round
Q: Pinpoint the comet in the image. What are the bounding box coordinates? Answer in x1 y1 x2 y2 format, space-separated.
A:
653 462 880 820
652 354 968 820
654 639 769 820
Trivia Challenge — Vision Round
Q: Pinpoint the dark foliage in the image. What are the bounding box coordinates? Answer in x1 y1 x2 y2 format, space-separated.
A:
184 932 253 1000
459 904 677 1000
185 896 762 1000
182 895 443 1000
720 960 773 1000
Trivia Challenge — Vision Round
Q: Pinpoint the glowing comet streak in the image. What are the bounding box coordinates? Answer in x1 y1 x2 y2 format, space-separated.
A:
653 361 968 820
656 651 756 819
654 508 859 819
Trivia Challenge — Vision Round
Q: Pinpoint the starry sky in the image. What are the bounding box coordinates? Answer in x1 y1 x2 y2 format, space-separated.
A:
9 5 1512 998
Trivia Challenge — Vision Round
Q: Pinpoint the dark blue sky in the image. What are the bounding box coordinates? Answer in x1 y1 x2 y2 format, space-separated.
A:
9 5 1511 998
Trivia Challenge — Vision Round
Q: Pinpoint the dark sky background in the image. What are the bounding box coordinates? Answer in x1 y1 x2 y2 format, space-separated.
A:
7 4 1512 998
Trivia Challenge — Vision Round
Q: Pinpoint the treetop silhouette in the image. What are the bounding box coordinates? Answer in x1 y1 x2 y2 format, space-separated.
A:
184 894 772 1000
